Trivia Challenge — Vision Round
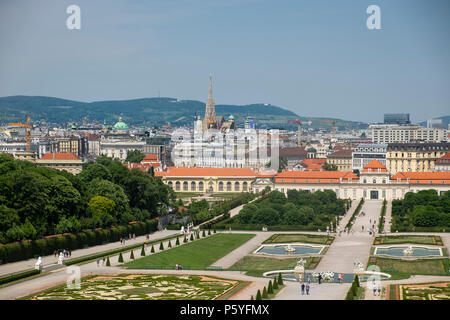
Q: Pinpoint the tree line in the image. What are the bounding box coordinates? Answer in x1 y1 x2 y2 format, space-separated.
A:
0 154 174 244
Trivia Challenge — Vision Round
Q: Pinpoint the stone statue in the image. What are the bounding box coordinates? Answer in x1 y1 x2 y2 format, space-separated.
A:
285 244 295 253
293 258 306 280
402 245 414 256
58 252 65 265
353 260 364 274
35 256 43 271
180 226 185 235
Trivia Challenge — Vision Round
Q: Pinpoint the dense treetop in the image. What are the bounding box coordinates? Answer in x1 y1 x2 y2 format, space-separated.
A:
0 154 174 244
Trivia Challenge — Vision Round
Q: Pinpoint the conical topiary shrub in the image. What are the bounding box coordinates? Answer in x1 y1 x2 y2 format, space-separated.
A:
213 229 216 234
250 295 254 300
273 277 279 289
118 252 124 263
256 289 262 300
268 280 273 294
151 245 155 253
183 236 187 243
278 272 283 285
202 230 206 237
141 245 146 256
176 237 180 245
262 286 268 298
208 229 211 236
190 234 194 241
159 241 164 250
168 240 172 248
106 257 111 266
129 250 135 259
355 275 360 287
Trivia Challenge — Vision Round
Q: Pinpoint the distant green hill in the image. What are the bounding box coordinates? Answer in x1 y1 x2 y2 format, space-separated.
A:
0 95 367 130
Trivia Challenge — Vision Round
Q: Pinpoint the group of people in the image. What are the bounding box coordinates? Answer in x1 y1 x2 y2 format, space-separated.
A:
120 234 138 245
96 257 107 267
372 281 382 296
54 249 71 258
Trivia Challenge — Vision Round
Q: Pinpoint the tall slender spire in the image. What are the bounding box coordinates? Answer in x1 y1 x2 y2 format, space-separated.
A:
204 73 216 129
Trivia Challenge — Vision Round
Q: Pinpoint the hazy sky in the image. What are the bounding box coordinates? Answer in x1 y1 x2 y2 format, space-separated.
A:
1 0 449 123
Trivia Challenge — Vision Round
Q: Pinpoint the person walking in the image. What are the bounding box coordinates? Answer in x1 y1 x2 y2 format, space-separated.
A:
102 257 106 266
96 259 100 267
318 274 322 285
306 283 310 295
301 282 305 295
339 273 344 284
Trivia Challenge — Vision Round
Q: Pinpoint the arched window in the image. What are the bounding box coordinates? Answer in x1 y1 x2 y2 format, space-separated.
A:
218 182 224 191
234 182 240 191
243 182 248 191
198 181 204 191
373 179 376 184
168 181 173 189
183 181 188 191
175 181 180 191
227 182 232 191
191 181 196 191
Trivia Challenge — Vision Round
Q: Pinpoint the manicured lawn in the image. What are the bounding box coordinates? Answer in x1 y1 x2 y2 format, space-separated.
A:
373 257 450 280
263 234 334 245
373 235 442 246
227 256 313 277
175 192 203 198
124 233 255 270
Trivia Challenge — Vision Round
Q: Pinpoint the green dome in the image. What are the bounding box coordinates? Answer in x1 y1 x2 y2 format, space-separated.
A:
113 117 129 130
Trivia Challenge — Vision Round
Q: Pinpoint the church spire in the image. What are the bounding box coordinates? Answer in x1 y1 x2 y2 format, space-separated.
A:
204 73 216 130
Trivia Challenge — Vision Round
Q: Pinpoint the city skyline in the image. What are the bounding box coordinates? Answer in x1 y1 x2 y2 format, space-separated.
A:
1 0 449 124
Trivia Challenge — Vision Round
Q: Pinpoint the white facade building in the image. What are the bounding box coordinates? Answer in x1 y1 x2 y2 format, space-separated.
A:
370 124 447 144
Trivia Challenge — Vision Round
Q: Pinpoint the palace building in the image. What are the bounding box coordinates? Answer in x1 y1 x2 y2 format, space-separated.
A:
157 160 450 200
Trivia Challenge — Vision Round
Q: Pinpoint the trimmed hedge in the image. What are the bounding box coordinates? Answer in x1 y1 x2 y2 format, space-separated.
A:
345 198 365 230
0 268 40 286
0 219 158 264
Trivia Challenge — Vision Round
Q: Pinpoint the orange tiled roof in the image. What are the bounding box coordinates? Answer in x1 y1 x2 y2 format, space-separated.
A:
275 170 358 184
300 159 327 168
391 172 450 184
436 152 450 163
142 154 158 162
124 162 160 172
362 159 387 172
156 167 257 177
41 153 80 160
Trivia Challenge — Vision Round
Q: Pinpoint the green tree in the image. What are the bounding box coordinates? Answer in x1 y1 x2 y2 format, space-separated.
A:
130 250 135 259
323 162 338 171
106 257 111 266
118 252 124 263
268 280 273 294
125 150 146 163
176 237 180 245
151 245 155 253
256 289 262 300
159 241 164 250
141 245 146 256
262 286 268 298
78 163 112 183
278 272 283 285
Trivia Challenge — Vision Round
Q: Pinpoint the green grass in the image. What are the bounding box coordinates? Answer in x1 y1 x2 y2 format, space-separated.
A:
373 257 450 280
373 235 441 246
124 233 255 270
175 192 203 198
227 256 313 277
263 234 334 245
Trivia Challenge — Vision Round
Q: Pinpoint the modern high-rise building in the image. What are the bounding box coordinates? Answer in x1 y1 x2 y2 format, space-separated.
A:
384 113 410 125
